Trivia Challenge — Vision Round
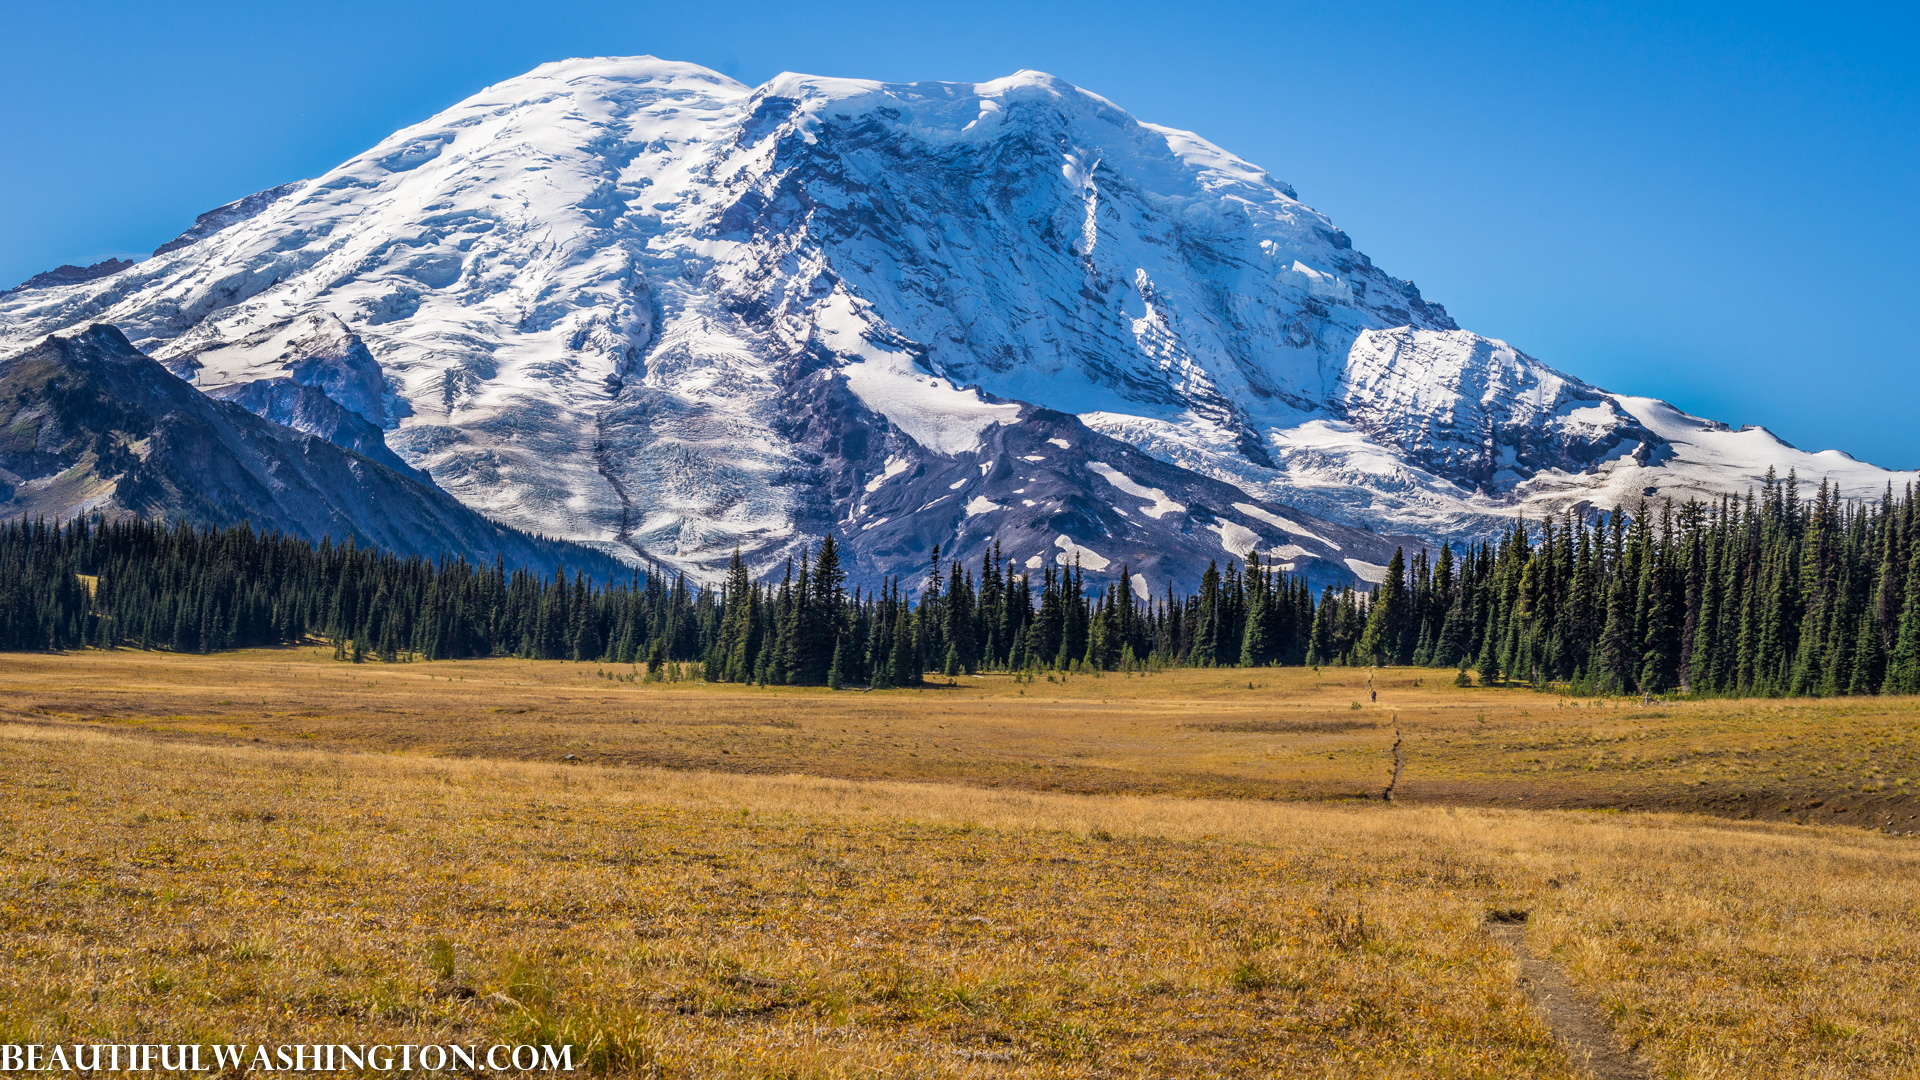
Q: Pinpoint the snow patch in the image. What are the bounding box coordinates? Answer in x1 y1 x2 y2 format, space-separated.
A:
1053 534 1111 570
1233 503 1340 550
1280 260 1353 302
1210 521 1261 559
1047 438 1071 449
817 291 1018 456
1344 558 1390 584
864 456 911 493
1086 461 1184 519
963 495 998 516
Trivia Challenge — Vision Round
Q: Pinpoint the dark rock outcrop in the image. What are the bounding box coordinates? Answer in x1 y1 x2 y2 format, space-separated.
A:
151 182 304 256
5 258 135 296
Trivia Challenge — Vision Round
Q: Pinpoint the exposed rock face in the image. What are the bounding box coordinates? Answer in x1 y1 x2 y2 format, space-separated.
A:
203 377 420 479
4 258 135 295
2 57 1909 588
0 325 625 579
149 182 306 257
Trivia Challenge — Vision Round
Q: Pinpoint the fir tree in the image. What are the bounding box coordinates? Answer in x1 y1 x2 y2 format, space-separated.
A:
1886 546 1920 695
1357 548 1408 666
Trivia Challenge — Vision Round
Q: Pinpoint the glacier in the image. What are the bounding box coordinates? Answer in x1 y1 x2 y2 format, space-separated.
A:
2 55 1910 588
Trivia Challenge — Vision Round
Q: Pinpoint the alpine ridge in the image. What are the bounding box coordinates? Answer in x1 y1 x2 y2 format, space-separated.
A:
0 324 627 579
2 56 1909 589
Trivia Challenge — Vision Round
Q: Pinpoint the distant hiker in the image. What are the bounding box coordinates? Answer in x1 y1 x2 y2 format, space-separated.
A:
1370 689 1377 703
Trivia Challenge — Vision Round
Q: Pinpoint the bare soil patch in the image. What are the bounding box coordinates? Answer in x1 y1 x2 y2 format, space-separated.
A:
1490 918 1649 1080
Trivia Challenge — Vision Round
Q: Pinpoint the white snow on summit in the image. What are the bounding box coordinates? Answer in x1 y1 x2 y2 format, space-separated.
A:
3 54 1911 583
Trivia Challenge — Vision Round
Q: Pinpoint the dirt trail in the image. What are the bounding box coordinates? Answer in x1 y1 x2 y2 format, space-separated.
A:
1490 921 1648 1080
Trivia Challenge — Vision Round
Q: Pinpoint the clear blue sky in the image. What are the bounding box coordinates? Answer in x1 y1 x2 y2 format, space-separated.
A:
5 1 1915 467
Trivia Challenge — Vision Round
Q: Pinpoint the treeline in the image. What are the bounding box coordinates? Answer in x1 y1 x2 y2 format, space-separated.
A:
0 516 701 662
5 469 1919 699
0 515 1338 681
1371 471 1920 697
698 537 1321 687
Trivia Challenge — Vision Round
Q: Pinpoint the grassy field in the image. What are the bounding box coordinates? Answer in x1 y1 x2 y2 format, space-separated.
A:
3 649 1916 827
2 649 1918 1077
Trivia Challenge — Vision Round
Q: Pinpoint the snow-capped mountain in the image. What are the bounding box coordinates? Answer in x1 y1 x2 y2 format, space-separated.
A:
2 56 1909 588
0 325 627 579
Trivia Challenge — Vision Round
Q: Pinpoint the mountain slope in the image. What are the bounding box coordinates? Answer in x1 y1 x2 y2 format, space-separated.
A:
1 56 1907 587
0 325 627 579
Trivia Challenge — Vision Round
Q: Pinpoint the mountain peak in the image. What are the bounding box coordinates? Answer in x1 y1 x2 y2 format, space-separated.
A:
3 57 1912 586
498 54 749 91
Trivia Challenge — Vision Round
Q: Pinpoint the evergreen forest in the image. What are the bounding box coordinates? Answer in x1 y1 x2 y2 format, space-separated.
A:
3 469 1917 698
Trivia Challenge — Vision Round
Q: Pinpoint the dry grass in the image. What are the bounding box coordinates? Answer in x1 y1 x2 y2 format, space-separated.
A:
1 649 1915 826
1 650 1918 1076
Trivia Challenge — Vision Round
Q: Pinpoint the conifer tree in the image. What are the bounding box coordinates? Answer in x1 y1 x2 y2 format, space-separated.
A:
1637 510 1681 693
1849 611 1884 696
1475 601 1501 686
1357 548 1408 666
1886 546 1920 695
1307 585 1336 666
